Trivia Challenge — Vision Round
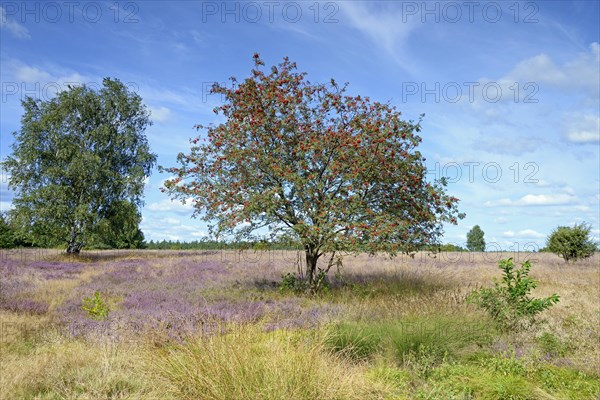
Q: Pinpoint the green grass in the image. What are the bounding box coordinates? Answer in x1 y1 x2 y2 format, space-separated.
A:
325 313 495 363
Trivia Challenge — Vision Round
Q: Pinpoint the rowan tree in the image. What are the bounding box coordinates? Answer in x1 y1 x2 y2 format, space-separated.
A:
161 55 464 291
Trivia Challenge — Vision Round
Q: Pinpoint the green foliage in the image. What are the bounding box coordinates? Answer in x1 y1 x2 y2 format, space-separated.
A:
89 200 145 249
279 269 330 293
0 212 16 248
467 258 560 331
403 344 448 379
466 225 485 252
426 243 467 252
537 332 569 357
2 78 156 254
161 54 464 290
546 222 597 263
438 243 467 252
278 272 307 293
479 352 527 377
144 238 301 250
81 291 110 320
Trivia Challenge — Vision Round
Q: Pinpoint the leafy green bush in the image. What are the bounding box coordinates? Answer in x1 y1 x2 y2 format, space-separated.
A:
279 269 330 293
537 332 569 357
467 258 559 331
546 222 598 263
0 212 16 248
81 291 110 320
278 272 306 293
403 343 448 379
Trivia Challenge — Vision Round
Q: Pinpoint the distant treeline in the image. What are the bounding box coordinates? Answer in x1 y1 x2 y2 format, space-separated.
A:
144 239 302 251
143 240 468 252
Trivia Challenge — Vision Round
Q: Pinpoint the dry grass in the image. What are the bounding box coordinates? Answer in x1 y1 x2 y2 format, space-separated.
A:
147 324 386 400
1 339 155 399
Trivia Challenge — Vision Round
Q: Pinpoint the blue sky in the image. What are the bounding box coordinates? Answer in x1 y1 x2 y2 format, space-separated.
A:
1 1 599 249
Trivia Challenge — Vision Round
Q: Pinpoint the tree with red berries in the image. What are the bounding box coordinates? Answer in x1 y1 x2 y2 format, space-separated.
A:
161 54 464 291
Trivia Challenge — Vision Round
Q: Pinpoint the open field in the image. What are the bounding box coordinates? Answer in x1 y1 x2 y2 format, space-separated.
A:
1 249 599 399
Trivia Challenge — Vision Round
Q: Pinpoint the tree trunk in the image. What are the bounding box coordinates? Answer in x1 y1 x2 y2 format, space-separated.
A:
67 225 82 254
67 241 82 254
304 245 319 290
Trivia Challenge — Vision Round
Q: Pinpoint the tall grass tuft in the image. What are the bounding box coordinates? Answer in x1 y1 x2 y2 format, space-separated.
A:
148 324 381 400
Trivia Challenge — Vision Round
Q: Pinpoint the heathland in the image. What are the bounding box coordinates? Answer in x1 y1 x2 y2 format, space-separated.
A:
1 249 598 399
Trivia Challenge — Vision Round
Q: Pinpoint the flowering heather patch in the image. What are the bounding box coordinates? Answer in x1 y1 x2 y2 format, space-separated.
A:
0 258 56 314
1 298 49 315
28 261 88 280
122 290 196 316
52 254 344 340
264 299 343 331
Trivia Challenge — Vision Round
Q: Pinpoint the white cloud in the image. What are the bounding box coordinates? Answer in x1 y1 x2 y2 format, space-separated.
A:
474 135 540 155
502 229 545 239
189 30 205 44
13 64 88 87
5 61 95 101
493 217 508 224
149 106 172 123
0 6 30 39
147 198 195 214
573 205 591 212
507 54 564 86
486 194 577 207
527 179 551 187
503 42 599 94
157 217 181 225
14 66 51 82
140 222 207 241
190 231 207 237
0 201 14 211
339 2 418 71
517 229 546 238
140 212 208 241
469 42 600 110
565 114 600 144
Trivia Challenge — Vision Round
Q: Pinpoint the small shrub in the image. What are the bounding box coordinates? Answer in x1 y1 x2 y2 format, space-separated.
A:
403 343 448 379
278 272 306 293
467 258 559 331
546 222 597 263
81 291 110 320
537 332 568 357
